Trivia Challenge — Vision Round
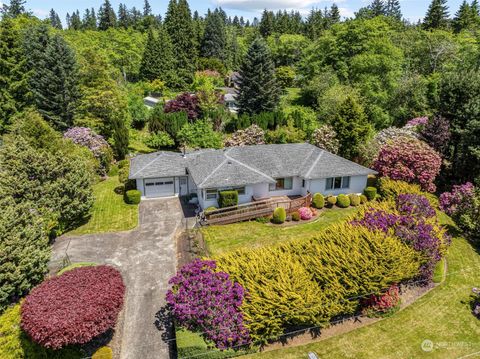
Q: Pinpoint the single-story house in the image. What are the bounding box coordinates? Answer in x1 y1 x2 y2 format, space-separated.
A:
218 87 239 113
129 143 377 209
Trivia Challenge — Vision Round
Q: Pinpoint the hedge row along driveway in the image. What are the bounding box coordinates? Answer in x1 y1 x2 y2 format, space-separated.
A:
50 198 183 359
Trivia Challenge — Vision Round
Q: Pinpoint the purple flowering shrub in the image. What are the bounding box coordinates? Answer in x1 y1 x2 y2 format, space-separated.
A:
440 183 480 241
405 116 428 129
166 259 250 350
64 127 113 175
352 194 449 283
439 183 475 216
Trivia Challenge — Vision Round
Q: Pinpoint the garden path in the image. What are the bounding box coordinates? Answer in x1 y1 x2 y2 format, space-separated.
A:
51 198 185 359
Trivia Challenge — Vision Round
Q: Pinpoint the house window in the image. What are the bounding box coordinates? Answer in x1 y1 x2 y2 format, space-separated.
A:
206 189 217 200
302 179 305 188
269 177 293 191
325 176 351 190
233 187 246 195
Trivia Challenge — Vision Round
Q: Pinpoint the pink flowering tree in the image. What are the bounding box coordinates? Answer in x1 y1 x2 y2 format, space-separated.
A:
64 127 113 175
373 137 442 192
166 259 250 350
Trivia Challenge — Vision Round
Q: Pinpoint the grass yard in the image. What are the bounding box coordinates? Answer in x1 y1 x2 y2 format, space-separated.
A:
67 176 138 236
246 228 480 358
128 128 156 154
203 207 359 256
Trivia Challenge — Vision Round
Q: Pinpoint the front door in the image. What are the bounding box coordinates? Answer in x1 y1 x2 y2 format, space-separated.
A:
179 177 188 196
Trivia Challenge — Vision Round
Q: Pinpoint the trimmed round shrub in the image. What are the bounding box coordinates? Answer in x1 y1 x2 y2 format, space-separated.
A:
364 187 377 201
326 195 337 207
218 190 238 208
349 194 361 207
124 190 141 204
336 194 351 208
312 193 325 209
291 211 300 221
272 207 287 224
360 194 368 204
93 346 113 359
21 266 125 350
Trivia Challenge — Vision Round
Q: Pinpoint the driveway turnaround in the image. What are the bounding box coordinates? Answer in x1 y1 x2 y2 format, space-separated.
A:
50 198 184 359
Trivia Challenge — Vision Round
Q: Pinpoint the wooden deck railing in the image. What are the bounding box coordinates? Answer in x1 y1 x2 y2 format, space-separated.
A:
204 192 312 225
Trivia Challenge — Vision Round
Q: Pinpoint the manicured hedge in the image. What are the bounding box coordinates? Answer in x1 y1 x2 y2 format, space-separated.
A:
218 191 238 208
364 187 377 201
272 207 286 224
92 346 113 359
124 190 141 204
337 194 351 208
349 194 361 207
360 194 368 204
326 195 337 207
215 223 420 344
21 266 125 350
312 193 325 209
291 212 300 221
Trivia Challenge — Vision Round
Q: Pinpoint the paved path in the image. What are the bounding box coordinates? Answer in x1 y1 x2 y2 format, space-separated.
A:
51 198 184 359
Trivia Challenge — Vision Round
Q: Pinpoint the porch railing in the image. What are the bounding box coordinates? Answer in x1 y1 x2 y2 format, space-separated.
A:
204 192 312 225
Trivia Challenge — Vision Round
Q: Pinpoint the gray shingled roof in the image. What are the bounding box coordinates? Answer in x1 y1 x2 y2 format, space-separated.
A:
129 143 377 188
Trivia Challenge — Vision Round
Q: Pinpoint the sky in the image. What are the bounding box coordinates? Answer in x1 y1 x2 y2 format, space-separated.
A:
11 0 466 25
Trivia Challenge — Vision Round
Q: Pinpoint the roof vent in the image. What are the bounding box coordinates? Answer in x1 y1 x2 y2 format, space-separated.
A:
227 161 233 165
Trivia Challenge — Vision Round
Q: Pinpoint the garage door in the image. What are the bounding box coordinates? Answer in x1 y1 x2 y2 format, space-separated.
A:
144 178 175 198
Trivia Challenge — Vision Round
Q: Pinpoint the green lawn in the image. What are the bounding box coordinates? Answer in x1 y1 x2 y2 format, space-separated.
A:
202 207 359 256
246 232 480 358
67 176 139 236
129 128 156 154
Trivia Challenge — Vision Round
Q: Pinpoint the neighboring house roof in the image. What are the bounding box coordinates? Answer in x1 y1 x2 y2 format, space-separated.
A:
129 143 377 189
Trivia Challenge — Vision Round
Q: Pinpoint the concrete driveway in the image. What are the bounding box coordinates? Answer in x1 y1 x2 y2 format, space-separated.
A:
51 198 184 359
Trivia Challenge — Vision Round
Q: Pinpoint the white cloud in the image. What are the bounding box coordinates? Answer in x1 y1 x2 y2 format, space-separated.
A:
338 7 354 18
216 0 324 12
32 8 49 18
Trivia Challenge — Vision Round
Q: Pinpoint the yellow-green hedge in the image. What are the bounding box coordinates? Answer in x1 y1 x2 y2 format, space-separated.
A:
215 222 420 344
378 178 439 207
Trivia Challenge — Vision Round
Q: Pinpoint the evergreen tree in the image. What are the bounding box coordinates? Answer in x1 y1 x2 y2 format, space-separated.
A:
370 0 386 17
83 8 97 30
98 0 117 30
1 0 26 18
259 9 275 37
330 4 341 23
237 37 280 115
305 9 324 40
118 3 130 28
386 0 402 20
0 19 28 132
164 0 197 86
453 1 473 32
201 9 227 61
49 9 62 30
139 27 176 86
29 35 81 129
69 10 82 30
226 28 241 70
423 0 450 30
330 96 372 159
144 0 152 16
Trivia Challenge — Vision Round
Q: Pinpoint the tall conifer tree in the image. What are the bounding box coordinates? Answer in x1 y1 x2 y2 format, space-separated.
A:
164 0 197 86
1 0 26 18
49 9 62 29
29 35 81 129
201 9 227 61
423 0 450 30
453 1 473 32
98 0 117 30
386 0 402 20
140 27 176 86
0 18 28 132
237 37 280 115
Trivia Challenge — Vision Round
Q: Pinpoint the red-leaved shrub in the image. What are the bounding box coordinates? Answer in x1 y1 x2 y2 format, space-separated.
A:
21 266 125 350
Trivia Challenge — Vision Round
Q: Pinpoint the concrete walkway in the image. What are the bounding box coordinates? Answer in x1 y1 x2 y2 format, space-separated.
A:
51 198 184 359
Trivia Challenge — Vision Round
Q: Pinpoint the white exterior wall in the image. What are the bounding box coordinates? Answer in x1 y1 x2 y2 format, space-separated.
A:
307 175 368 196
136 179 144 196
266 176 304 197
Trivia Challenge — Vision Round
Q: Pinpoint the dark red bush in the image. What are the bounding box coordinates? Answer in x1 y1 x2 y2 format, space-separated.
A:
164 92 200 120
21 265 125 350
